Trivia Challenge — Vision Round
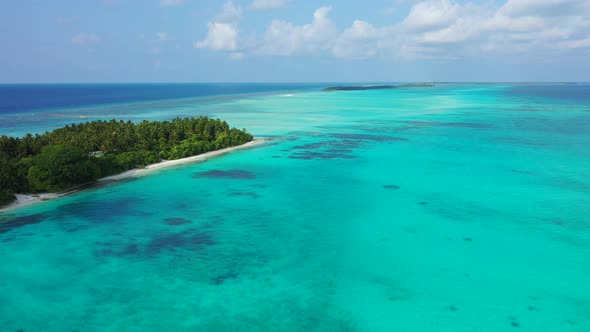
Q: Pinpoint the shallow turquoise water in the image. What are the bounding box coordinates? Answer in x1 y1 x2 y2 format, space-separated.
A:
1 84 590 331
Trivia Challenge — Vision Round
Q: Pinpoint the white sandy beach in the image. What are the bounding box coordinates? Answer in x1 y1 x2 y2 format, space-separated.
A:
0 139 268 213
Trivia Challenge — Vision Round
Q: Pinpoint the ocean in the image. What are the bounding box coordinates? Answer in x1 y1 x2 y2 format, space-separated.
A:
1 83 589 331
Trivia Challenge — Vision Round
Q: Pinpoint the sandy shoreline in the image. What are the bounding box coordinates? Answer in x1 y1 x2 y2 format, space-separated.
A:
0 139 269 214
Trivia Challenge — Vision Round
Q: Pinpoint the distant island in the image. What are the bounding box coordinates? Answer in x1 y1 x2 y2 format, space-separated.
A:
323 83 436 91
0 117 253 207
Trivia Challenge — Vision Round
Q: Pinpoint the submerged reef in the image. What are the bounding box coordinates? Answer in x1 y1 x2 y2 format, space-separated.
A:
164 218 193 226
288 131 408 161
0 213 47 234
193 169 257 179
384 185 401 190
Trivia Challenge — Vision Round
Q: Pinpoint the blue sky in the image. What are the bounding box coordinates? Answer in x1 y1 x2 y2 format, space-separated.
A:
1 0 589 82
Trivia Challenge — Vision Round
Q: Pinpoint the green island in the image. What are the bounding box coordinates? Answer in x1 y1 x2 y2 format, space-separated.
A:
322 83 435 91
0 117 253 206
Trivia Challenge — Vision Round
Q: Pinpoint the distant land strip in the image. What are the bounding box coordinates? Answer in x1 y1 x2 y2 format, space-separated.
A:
323 83 436 91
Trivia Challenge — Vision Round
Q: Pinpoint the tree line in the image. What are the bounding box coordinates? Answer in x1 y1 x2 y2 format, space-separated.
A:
0 117 253 206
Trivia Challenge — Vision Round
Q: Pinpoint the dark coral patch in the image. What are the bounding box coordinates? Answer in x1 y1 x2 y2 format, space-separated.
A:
211 271 239 285
384 185 400 190
509 316 520 328
292 142 328 150
495 137 548 148
288 136 376 160
56 197 142 222
164 217 192 226
120 244 141 256
0 213 48 234
325 148 354 154
208 215 225 226
193 169 256 179
95 242 144 259
229 191 259 199
401 120 492 129
418 201 428 205
337 139 363 147
464 238 473 242
292 139 362 151
287 131 324 137
330 133 408 142
145 230 215 255
445 305 457 312
289 151 357 160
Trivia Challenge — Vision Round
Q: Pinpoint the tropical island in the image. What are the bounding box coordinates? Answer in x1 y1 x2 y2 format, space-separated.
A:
322 83 436 91
0 117 253 207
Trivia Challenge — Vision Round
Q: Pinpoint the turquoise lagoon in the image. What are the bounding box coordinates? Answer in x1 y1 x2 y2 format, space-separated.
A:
1 84 590 331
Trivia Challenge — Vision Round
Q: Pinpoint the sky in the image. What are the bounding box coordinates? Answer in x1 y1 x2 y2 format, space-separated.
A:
1 0 590 82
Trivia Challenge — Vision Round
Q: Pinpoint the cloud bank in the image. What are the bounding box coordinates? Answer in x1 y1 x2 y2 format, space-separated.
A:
196 0 590 61
250 0 289 10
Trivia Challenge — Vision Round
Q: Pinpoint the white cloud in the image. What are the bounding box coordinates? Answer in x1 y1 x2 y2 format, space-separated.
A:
562 38 590 49
195 22 239 50
195 1 241 51
333 20 389 59
480 0 590 57
229 52 246 60
156 32 169 41
402 0 463 32
250 0 289 10
256 6 337 56
72 32 100 46
216 1 242 23
498 0 588 17
393 0 590 59
196 0 590 62
161 0 184 7
416 19 477 44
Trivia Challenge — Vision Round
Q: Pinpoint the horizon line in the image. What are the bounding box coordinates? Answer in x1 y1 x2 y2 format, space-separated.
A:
1 81 588 85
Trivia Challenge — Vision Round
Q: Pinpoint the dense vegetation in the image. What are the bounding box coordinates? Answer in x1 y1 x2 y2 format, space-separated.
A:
0 117 253 206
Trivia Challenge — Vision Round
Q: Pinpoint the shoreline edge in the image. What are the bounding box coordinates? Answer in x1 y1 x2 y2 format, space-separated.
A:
0 138 270 214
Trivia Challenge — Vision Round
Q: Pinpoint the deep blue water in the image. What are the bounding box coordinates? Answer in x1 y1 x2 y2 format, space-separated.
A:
3 82 587 115
0 83 325 114
506 83 590 103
